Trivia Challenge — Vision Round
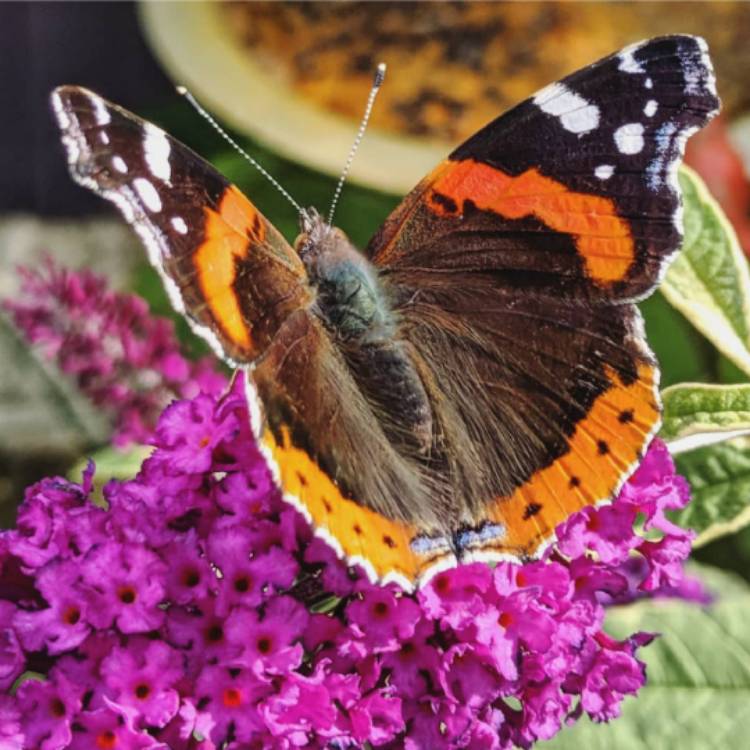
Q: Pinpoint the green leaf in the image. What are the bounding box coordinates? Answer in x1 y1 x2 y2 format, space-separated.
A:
68 445 152 506
11 671 46 693
639 291 716 388
671 438 750 547
541 566 750 750
717 351 750 385
661 166 750 377
660 383 750 452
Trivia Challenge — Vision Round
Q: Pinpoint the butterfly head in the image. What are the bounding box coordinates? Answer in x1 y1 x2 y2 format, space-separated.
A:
295 207 350 270
299 206 331 239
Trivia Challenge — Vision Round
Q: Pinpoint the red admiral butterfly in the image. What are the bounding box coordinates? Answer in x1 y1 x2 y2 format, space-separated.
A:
52 35 719 589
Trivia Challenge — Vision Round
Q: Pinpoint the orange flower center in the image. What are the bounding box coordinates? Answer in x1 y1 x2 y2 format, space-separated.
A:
222 687 243 708
96 730 117 749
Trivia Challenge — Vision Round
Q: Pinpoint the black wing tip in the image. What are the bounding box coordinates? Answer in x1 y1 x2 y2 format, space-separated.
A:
50 84 97 108
624 35 720 113
50 85 91 130
50 85 113 121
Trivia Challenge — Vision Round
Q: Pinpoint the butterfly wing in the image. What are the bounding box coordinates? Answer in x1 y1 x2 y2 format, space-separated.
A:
51 85 449 588
366 35 719 561
370 36 717 301
249 310 457 588
51 86 310 365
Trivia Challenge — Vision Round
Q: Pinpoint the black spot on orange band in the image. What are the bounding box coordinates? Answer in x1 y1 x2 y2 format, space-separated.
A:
523 503 542 520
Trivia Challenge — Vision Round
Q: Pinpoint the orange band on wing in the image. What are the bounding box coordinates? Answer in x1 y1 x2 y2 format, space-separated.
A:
430 159 635 284
262 425 443 587
195 186 263 353
481 362 660 557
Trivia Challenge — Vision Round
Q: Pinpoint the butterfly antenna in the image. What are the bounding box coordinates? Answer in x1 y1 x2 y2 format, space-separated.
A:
327 62 386 225
177 85 304 214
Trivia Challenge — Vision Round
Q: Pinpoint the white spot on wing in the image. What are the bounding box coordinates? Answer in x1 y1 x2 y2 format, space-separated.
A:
50 88 242 367
646 122 677 190
618 42 645 73
171 216 188 234
644 100 658 117
681 50 705 96
132 177 162 213
695 36 718 97
111 156 128 174
143 123 172 183
87 92 111 126
645 77 653 89
50 90 72 130
595 164 615 180
614 123 645 154
533 83 600 135
99 132 110 145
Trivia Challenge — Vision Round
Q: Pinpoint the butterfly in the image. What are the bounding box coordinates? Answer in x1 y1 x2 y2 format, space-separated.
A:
52 35 719 590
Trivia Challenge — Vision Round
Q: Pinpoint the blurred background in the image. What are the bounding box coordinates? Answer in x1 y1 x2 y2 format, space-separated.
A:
3 1 750 583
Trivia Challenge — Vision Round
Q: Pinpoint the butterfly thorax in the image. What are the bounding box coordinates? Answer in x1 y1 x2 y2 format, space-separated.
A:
295 215 393 345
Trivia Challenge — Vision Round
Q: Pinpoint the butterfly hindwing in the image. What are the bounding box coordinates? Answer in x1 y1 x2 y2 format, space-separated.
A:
248 310 458 587
51 85 310 364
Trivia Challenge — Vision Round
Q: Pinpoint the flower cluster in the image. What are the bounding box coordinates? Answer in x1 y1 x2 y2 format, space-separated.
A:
4 261 227 446
0 366 695 749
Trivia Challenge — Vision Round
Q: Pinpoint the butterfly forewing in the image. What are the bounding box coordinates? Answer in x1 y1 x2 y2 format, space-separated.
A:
369 36 718 302
51 85 310 365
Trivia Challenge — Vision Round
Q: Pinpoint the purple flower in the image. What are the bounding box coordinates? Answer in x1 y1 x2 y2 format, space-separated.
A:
4 260 227 446
0 695 23 750
381 619 441 696
346 586 421 651
0 602 24 690
100 639 182 728
260 668 337 746
579 644 649 723
16 672 82 750
13 560 91 654
9 464 101 571
68 705 165 750
0 271 703 748
194 665 268 743
207 526 298 614
166 596 239 671
162 532 216 606
225 596 308 675
151 394 235 475
82 542 167 633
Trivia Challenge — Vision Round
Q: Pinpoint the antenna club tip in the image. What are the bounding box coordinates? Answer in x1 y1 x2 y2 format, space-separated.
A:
374 63 387 87
176 85 188 96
